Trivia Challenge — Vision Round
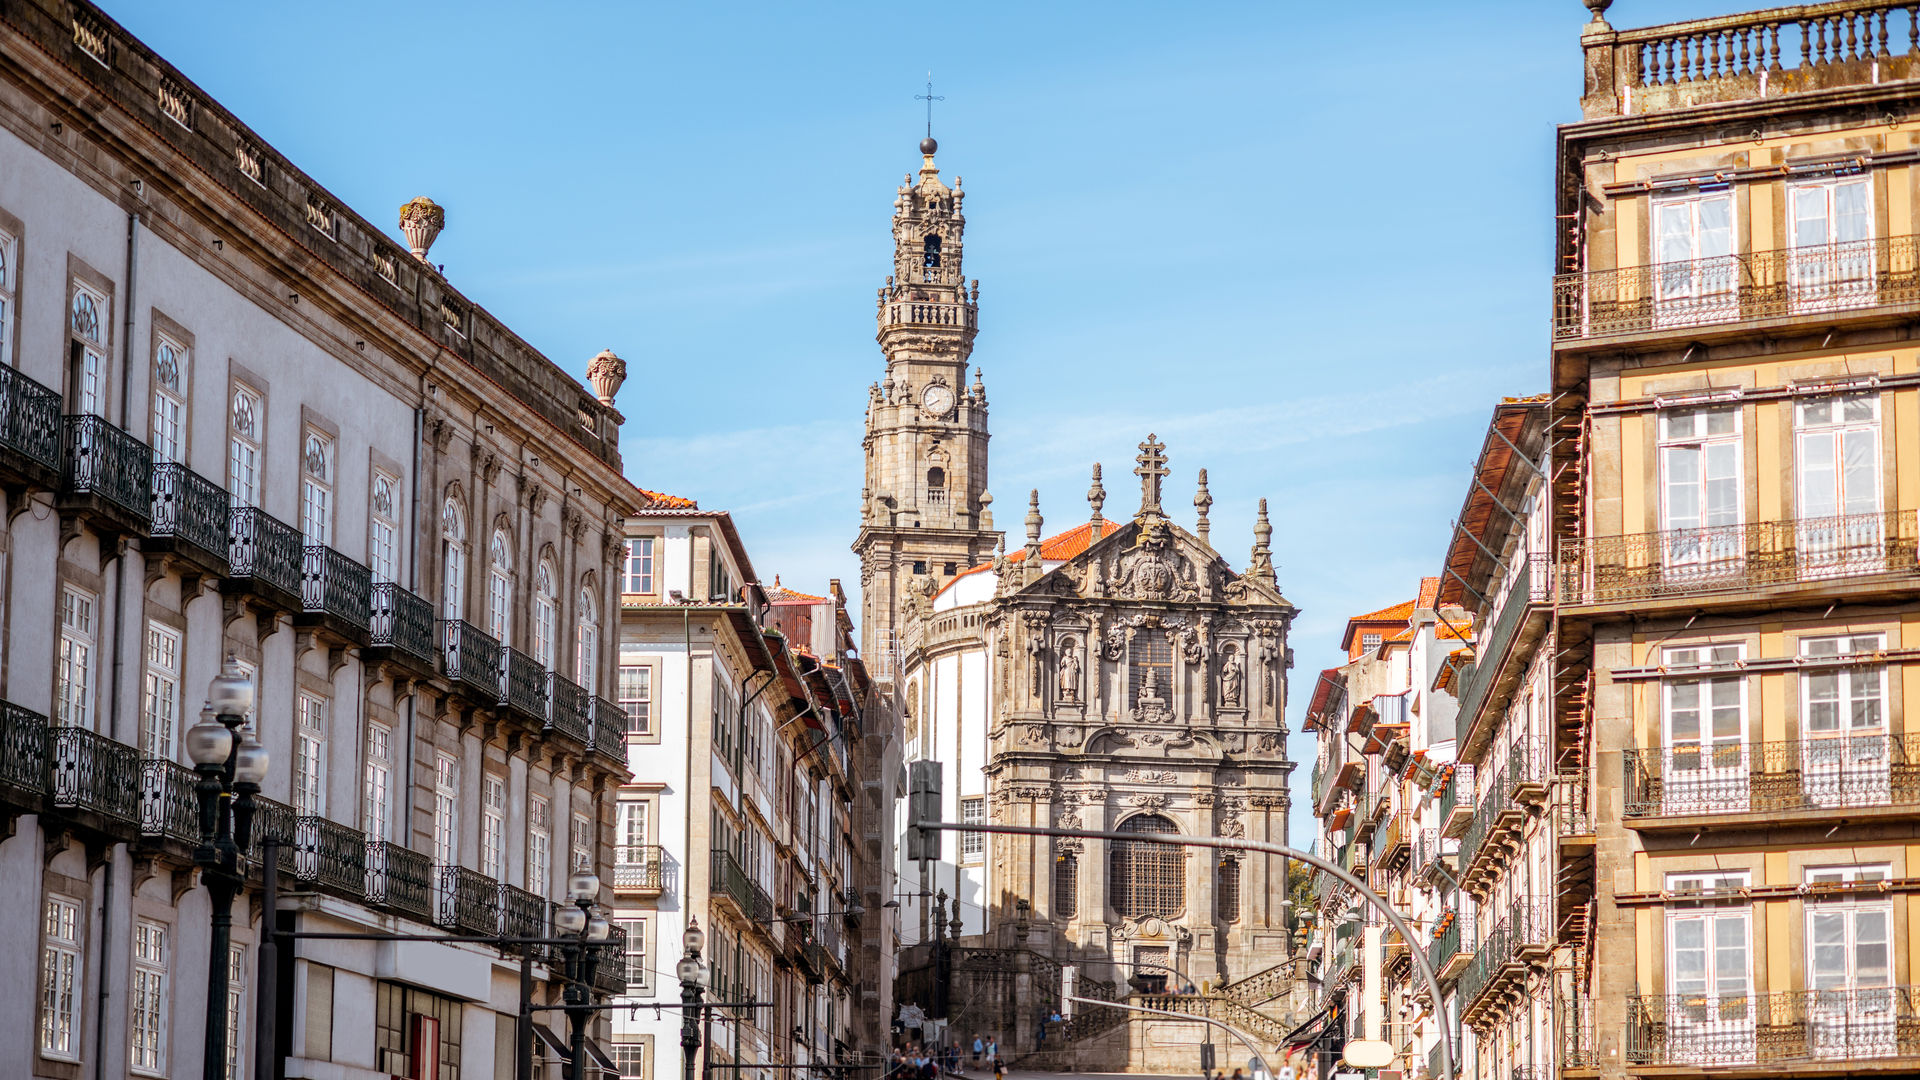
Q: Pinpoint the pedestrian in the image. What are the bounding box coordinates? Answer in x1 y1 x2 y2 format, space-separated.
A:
988 1038 998 1062
1231 1068 1245 1080
992 1055 1005 1080
972 1035 984 1066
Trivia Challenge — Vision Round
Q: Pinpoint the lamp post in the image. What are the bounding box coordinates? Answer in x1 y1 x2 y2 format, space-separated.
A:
555 869 612 1080
185 658 267 1080
678 919 708 1080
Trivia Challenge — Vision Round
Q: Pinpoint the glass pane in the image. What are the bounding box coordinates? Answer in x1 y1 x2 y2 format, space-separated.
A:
1842 430 1878 515
1713 916 1749 994
1809 910 1846 989
1835 181 1871 244
1666 447 1703 529
1698 197 1733 258
1794 186 1831 247
1801 433 1838 518
1659 202 1696 264
1705 443 1740 526
1856 909 1891 986
1807 672 1841 732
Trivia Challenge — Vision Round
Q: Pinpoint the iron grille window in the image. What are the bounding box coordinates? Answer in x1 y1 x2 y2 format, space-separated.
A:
1111 814 1183 918
1053 853 1078 920
1217 860 1241 923
1131 633 1173 708
374 981 463 1080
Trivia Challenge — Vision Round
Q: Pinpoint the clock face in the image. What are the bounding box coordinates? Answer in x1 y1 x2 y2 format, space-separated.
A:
923 384 954 417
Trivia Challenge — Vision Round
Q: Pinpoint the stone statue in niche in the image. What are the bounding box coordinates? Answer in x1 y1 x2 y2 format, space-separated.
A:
1221 646 1245 708
1057 637 1082 704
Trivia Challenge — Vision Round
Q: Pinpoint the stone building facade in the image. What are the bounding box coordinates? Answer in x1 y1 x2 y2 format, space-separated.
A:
0 3 637 1078
862 140 1302 1072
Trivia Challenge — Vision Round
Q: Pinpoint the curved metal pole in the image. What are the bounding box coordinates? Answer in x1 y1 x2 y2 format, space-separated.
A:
1064 995 1266 1071
916 821 1458 1080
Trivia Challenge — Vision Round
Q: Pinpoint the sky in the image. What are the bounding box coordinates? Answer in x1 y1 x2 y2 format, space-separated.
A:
107 0 1739 844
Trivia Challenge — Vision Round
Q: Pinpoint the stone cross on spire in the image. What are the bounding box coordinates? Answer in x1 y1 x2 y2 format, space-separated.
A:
1134 433 1169 520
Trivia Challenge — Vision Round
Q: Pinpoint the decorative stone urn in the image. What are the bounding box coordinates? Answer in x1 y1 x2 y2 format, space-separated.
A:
1583 0 1612 25
399 197 445 261
586 348 627 405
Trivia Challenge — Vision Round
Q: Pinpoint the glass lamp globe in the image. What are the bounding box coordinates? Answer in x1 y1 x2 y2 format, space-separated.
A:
568 870 600 902
554 905 587 934
677 956 705 987
683 919 705 956
587 916 611 941
185 707 236 766
208 658 255 719
232 732 270 785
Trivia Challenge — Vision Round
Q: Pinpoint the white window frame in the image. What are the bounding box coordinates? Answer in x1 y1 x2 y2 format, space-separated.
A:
960 797 985 862
130 918 168 1075
619 916 654 996
487 531 512 641
433 752 458 865
293 694 326 816
228 384 263 509
369 472 400 584
1660 644 1748 814
533 561 557 671
58 587 97 729
224 944 245 1080
1665 871 1754 1064
619 663 652 736
441 498 467 621
482 774 507 880
363 721 392 842
1658 406 1744 577
572 810 592 874
70 282 107 416
0 229 15 365
300 427 334 547
1800 634 1891 808
576 588 599 696
1795 393 1886 578
528 794 552 898
1651 188 1737 323
1788 176 1875 309
40 894 83 1060
142 622 182 759
625 538 655 595
150 335 187 464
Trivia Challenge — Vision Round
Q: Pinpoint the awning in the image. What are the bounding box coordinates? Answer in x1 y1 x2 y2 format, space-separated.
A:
585 1039 618 1072
534 1023 570 1057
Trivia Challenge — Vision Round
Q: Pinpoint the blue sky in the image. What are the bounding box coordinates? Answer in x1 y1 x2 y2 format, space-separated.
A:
113 1 1735 842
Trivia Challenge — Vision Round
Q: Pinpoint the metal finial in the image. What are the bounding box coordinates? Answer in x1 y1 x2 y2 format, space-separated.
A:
916 72 945 143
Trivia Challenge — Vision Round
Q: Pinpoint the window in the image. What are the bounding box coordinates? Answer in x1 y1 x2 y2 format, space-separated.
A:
224 945 245 1080
482 775 506 880
228 385 262 508
708 545 733 602
1053 852 1078 920
1660 406 1742 571
1110 814 1183 918
922 232 942 274
1653 189 1736 319
70 283 106 415
1130 633 1174 710
612 1037 651 1080
625 538 655 594
960 797 985 861
487 531 512 641
57 587 96 728
130 920 168 1074
619 663 652 735
532 561 557 670
0 229 14 364
618 800 650 888
711 671 735 761
1796 393 1885 575
1666 871 1752 1059
1789 176 1874 306
150 336 186 463
528 795 552 897
293 694 326 815
1360 633 1381 650
1805 865 1891 998
375 982 463 1080
618 917 652 994
1661 644 1746 814
433 753 457 865
571 811 592 874
440 498 466 620
369 473 400 584
576 587 599 695
1217 859 1242 923
141 622 182 759
41 895 83 1059
364 722 392 841
1801 635 1890 808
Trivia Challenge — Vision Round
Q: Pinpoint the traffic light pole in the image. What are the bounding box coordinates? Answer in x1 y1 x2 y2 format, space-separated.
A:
912 820 1458 1080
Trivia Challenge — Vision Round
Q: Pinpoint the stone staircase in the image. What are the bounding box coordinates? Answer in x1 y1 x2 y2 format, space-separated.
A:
1030 962 1302 1067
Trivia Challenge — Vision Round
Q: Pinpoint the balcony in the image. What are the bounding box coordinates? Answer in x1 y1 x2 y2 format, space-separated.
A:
440 620 504 702
0 700 50 811
881 300 977 331
368 583 436 675
498 882 547 941
594 922 630 996
50 724 140 831
1558 510 1919 611
613 844 664 895
1457 900 1554 1027
1625 734 1920 828
0 362 61 490
1456 741 1546 891
136 757 198 845
365 841 434 921
1373 811 1411 871
499 647 546 722
293 815 368 899
436 863 501 933
801 941 831 985
711 848 756 921
1428 909 1473 983
592 696 627 765
1454 556 1551 754
60 414 152 536
227 506 304 613
1439 764 1474 838
299 545 372 645
544 672 591 744
1627 986 1920 1069
147 463 229 578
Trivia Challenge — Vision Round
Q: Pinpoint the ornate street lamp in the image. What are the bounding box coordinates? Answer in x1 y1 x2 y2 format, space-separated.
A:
678 918 708 1080
186 658 266 1080
557 869 612 1080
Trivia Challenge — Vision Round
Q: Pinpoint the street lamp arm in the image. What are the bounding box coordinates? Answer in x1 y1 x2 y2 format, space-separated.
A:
913 819 1458 1080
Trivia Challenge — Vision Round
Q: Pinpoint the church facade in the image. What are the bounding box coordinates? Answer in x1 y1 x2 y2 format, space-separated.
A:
859 139 1302 1070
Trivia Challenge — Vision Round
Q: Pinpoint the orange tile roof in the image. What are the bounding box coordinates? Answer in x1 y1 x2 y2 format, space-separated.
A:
629 483 698 510
1008 519 1126 562
767 576 828 605
1350 598 1416 624
1416 575 1440 609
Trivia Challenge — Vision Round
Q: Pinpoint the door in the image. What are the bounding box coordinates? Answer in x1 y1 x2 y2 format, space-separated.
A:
1655 191 1737 327
1668 882 1754 1065
1796 394 1883 577
1801 636 1890 808
1806 866 1895 1059
1663 646 1748 813
1789 178 1873 310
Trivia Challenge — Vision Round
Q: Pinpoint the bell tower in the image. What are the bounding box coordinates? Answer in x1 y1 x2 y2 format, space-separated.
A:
854 136 1000 683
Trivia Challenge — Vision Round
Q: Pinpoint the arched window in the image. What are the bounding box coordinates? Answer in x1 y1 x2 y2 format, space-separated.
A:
441 498 467 621
1054 851 1078 921
533 560 558 670
921 233 942 272
1110 814 1183 918
1217 859 1241 923
487 531 512 641
575 586 599 696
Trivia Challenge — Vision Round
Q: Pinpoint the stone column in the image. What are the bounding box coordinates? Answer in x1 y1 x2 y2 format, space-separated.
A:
1012 903 1035 1056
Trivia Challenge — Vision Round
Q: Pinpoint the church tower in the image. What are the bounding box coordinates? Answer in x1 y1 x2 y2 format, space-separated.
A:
854 136 1001 683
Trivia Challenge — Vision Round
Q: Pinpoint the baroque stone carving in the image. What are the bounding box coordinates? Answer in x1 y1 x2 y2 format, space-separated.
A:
1056 637 1082 704
1221 646 1245 708
1119 770 1177 784
1113 520 1196 601
399 196 445 260
586 348 627 405
1125 793 1169 811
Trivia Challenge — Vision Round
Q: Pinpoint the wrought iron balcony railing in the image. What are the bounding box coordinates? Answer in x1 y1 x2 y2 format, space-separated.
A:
228 506 304 604
711 848 756 918
1456 739 1544 880
137 757 198 843
369 583 435 667
0 700 50 805
365 841 434 921
437 863 501 933
293 815 368 899
440 620 504 701
50 724 140 824
614 844 663 893
1625 733 1920 819
301 545 372 634
1559 983 1598 1069
1428 908 1472 981
499 647 546 720
1559 510 1919 606
148 462 229 569
498 882 547 940
594 922 630 996
0 361 62 480
544 671 591 743
1555 235 1920 340
1454 557 1549 741
1457 899 1554 1019
592 696 627 763
1627 986 1920 1067
62 414 153 527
